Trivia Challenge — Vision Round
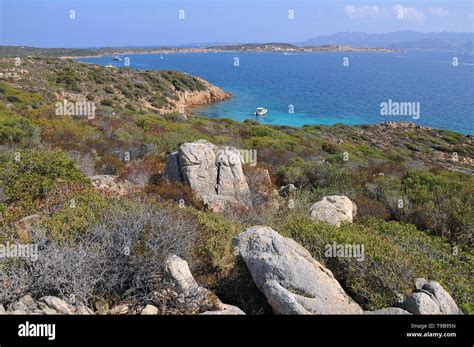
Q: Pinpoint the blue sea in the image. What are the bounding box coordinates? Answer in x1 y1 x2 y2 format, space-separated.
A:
79 51 474 134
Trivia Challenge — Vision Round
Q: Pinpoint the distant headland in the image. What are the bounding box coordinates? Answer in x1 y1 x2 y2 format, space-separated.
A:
0 43 400 59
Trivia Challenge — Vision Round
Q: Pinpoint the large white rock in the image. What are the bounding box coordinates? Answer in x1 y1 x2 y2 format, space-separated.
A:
400 292 442 315
178 140 219 206
309 195 357 227
233 226 363 314
400 279 462 315
422 281 462 314
164 140 252 212
215 148 252 207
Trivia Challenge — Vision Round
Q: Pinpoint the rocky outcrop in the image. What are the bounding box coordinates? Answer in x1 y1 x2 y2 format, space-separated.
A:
90 175 135 196
309 195 357 227
41 296 75 314
165 254 245 315
401 293 442 314
400 278 462 315
165 140 252 212
233 226 363 314
2 295 89 315
422 281 462 314
174 78 231 112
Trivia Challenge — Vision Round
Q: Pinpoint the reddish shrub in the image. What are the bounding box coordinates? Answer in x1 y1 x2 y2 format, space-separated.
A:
354 195 390 220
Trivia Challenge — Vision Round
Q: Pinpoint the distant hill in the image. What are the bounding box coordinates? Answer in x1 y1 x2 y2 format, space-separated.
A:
302 31 474 52
0 46 104 57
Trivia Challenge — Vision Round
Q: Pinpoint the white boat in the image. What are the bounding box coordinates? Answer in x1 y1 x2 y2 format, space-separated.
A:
112 56 122 61
255 107 268 116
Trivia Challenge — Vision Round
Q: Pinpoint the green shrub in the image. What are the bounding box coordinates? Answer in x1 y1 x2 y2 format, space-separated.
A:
42 190 110 244
280 216 473 312
0 82 42 108
159 70 206 92
367 170 474 245
193 211 270 314
278 159 355 197
0 149 90 207
36 117 101 151
195 211 242 272
0 108 35 143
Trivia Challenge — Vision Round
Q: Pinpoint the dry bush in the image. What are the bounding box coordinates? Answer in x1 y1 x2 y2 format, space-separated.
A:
94 154 126 175
353 195 390 221
67 150 97 176
119 156 162 188
0 201 199 305
145 180 205 209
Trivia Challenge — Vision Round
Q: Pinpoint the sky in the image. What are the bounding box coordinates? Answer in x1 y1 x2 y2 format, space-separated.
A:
0 0 473 47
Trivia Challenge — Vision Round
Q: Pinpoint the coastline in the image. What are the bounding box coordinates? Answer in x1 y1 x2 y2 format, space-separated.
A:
56 45 401 59
71 53 473 135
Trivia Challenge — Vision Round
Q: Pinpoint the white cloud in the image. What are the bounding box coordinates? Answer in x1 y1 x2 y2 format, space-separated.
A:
344 5 380 19
428 7 449 17
392 4 425 22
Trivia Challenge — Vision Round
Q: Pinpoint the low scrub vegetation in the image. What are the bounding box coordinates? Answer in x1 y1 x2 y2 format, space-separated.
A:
0 56 472 314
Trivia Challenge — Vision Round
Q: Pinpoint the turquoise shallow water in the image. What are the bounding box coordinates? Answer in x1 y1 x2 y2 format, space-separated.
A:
79 51 474 134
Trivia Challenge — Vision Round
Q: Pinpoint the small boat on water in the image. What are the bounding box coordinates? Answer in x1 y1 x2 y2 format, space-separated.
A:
255 107 268 116
112 56 122 61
